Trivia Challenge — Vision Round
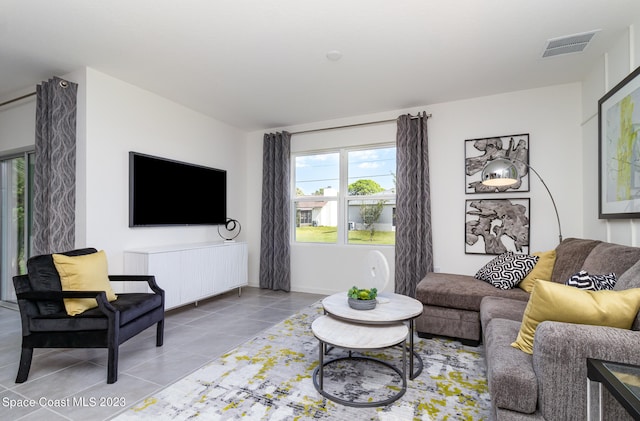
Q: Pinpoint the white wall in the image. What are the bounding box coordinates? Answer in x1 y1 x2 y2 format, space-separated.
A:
246 82 583 294
429 84 582 273
0 61 601 296
581 21 640 246
0 68 248 289
78 69 246 273
69 68 248 274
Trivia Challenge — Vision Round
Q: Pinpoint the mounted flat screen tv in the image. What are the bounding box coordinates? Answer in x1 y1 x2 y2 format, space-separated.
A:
129 152 226 227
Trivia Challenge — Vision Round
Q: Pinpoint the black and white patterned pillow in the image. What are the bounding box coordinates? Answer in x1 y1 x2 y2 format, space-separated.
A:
565 270 617 291
474 252 539 290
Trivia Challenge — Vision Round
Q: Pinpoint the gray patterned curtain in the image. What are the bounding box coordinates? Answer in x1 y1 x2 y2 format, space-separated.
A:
395 112 433 297
259 131 291 291
32 77 78 255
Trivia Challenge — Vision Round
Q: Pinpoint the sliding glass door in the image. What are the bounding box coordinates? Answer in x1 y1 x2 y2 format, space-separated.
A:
0 150 34 304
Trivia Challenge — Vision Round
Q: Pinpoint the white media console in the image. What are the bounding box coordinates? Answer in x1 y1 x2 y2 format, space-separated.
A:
123 241 248 310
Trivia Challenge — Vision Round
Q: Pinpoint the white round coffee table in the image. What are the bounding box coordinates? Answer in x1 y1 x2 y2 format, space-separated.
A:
321 292 424 379
311 315 409 407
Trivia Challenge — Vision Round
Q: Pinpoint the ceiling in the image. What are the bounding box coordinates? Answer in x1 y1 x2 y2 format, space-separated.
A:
1 0 639 131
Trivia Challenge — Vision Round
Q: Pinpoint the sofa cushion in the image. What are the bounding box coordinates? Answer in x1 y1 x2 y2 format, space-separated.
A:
615 259 640 331
512 280 640 354
416 273 530 312
485 318 538 414
615 259 640 291
519 249 556 293
582 242 640 278
475 252 539 290
480 296 528 332
26 248 99 315
551 238 602 284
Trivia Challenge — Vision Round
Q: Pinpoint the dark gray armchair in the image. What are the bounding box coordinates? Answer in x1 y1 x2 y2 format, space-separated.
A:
12 247 165 384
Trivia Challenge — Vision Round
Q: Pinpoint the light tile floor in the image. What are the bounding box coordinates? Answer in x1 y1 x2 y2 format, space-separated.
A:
0 287 325 420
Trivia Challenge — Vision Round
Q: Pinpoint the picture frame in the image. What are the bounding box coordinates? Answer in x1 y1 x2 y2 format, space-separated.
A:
464 134 530 194
465 198 530 255
598 65 640 219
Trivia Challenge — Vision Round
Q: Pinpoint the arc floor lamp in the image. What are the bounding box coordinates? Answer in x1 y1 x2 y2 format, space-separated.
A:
480 158 563 244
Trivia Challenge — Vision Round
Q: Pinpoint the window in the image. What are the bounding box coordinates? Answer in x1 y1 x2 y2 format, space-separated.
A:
293 145 396 245
346 147 396 245
293 152 339 243
0 150 34 303
298 210 312 225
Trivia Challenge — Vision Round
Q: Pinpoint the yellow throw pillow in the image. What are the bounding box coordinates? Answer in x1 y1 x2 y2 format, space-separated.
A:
512 280 640 354
53 250 117 316
519 250 556 293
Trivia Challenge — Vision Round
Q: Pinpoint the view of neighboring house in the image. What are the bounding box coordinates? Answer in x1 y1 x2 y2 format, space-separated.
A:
348 192 396 232
296 199 338 227
296 187 396 232
295 187 339 228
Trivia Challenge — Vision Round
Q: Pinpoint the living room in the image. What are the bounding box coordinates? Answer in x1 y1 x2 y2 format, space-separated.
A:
1 2 640 420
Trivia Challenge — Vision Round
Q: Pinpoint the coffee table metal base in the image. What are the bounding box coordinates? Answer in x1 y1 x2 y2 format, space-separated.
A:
312 342 407 407
311 316 409 407
407 319 424 380
322 323 424 381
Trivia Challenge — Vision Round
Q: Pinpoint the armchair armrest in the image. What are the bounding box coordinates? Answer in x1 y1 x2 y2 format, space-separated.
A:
532 321 640 420
108 275 164 295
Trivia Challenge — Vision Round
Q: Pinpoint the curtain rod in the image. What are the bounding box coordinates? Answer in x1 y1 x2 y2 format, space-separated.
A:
0 91 36 108
1 79 71 109
290 112 431 135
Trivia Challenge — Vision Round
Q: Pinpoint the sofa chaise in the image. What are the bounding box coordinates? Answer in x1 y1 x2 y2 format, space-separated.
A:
415 238 640 420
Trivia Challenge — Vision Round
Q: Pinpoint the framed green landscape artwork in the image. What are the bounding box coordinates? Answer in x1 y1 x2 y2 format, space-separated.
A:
599 65 640 219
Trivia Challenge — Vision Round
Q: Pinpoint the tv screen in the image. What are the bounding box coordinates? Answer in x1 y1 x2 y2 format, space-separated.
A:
129 152 227 227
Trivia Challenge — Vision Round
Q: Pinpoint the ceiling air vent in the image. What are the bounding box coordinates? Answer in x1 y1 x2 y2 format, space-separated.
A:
542 30 599 58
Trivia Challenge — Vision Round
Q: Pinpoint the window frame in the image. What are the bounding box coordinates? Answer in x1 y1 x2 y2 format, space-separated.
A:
291 143 396 246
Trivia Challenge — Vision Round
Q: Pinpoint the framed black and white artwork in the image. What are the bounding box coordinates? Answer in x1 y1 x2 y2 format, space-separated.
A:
465 198 530 255
465 134 530 194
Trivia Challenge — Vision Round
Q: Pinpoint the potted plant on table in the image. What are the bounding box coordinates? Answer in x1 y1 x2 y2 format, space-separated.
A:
347 286 378 310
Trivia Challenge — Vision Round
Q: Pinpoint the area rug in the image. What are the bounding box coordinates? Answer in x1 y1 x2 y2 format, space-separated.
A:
113 302 492 420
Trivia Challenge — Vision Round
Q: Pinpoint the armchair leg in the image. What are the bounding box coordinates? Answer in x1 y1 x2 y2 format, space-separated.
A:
16 347 33 383
107 345 118 384
156 320 164 347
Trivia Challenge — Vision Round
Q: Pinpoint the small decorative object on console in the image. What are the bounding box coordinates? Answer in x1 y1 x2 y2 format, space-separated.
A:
218 218 241 241
347 286 378 310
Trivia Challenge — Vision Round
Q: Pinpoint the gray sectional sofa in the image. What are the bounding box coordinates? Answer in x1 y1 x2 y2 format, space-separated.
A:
415 238 640 420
